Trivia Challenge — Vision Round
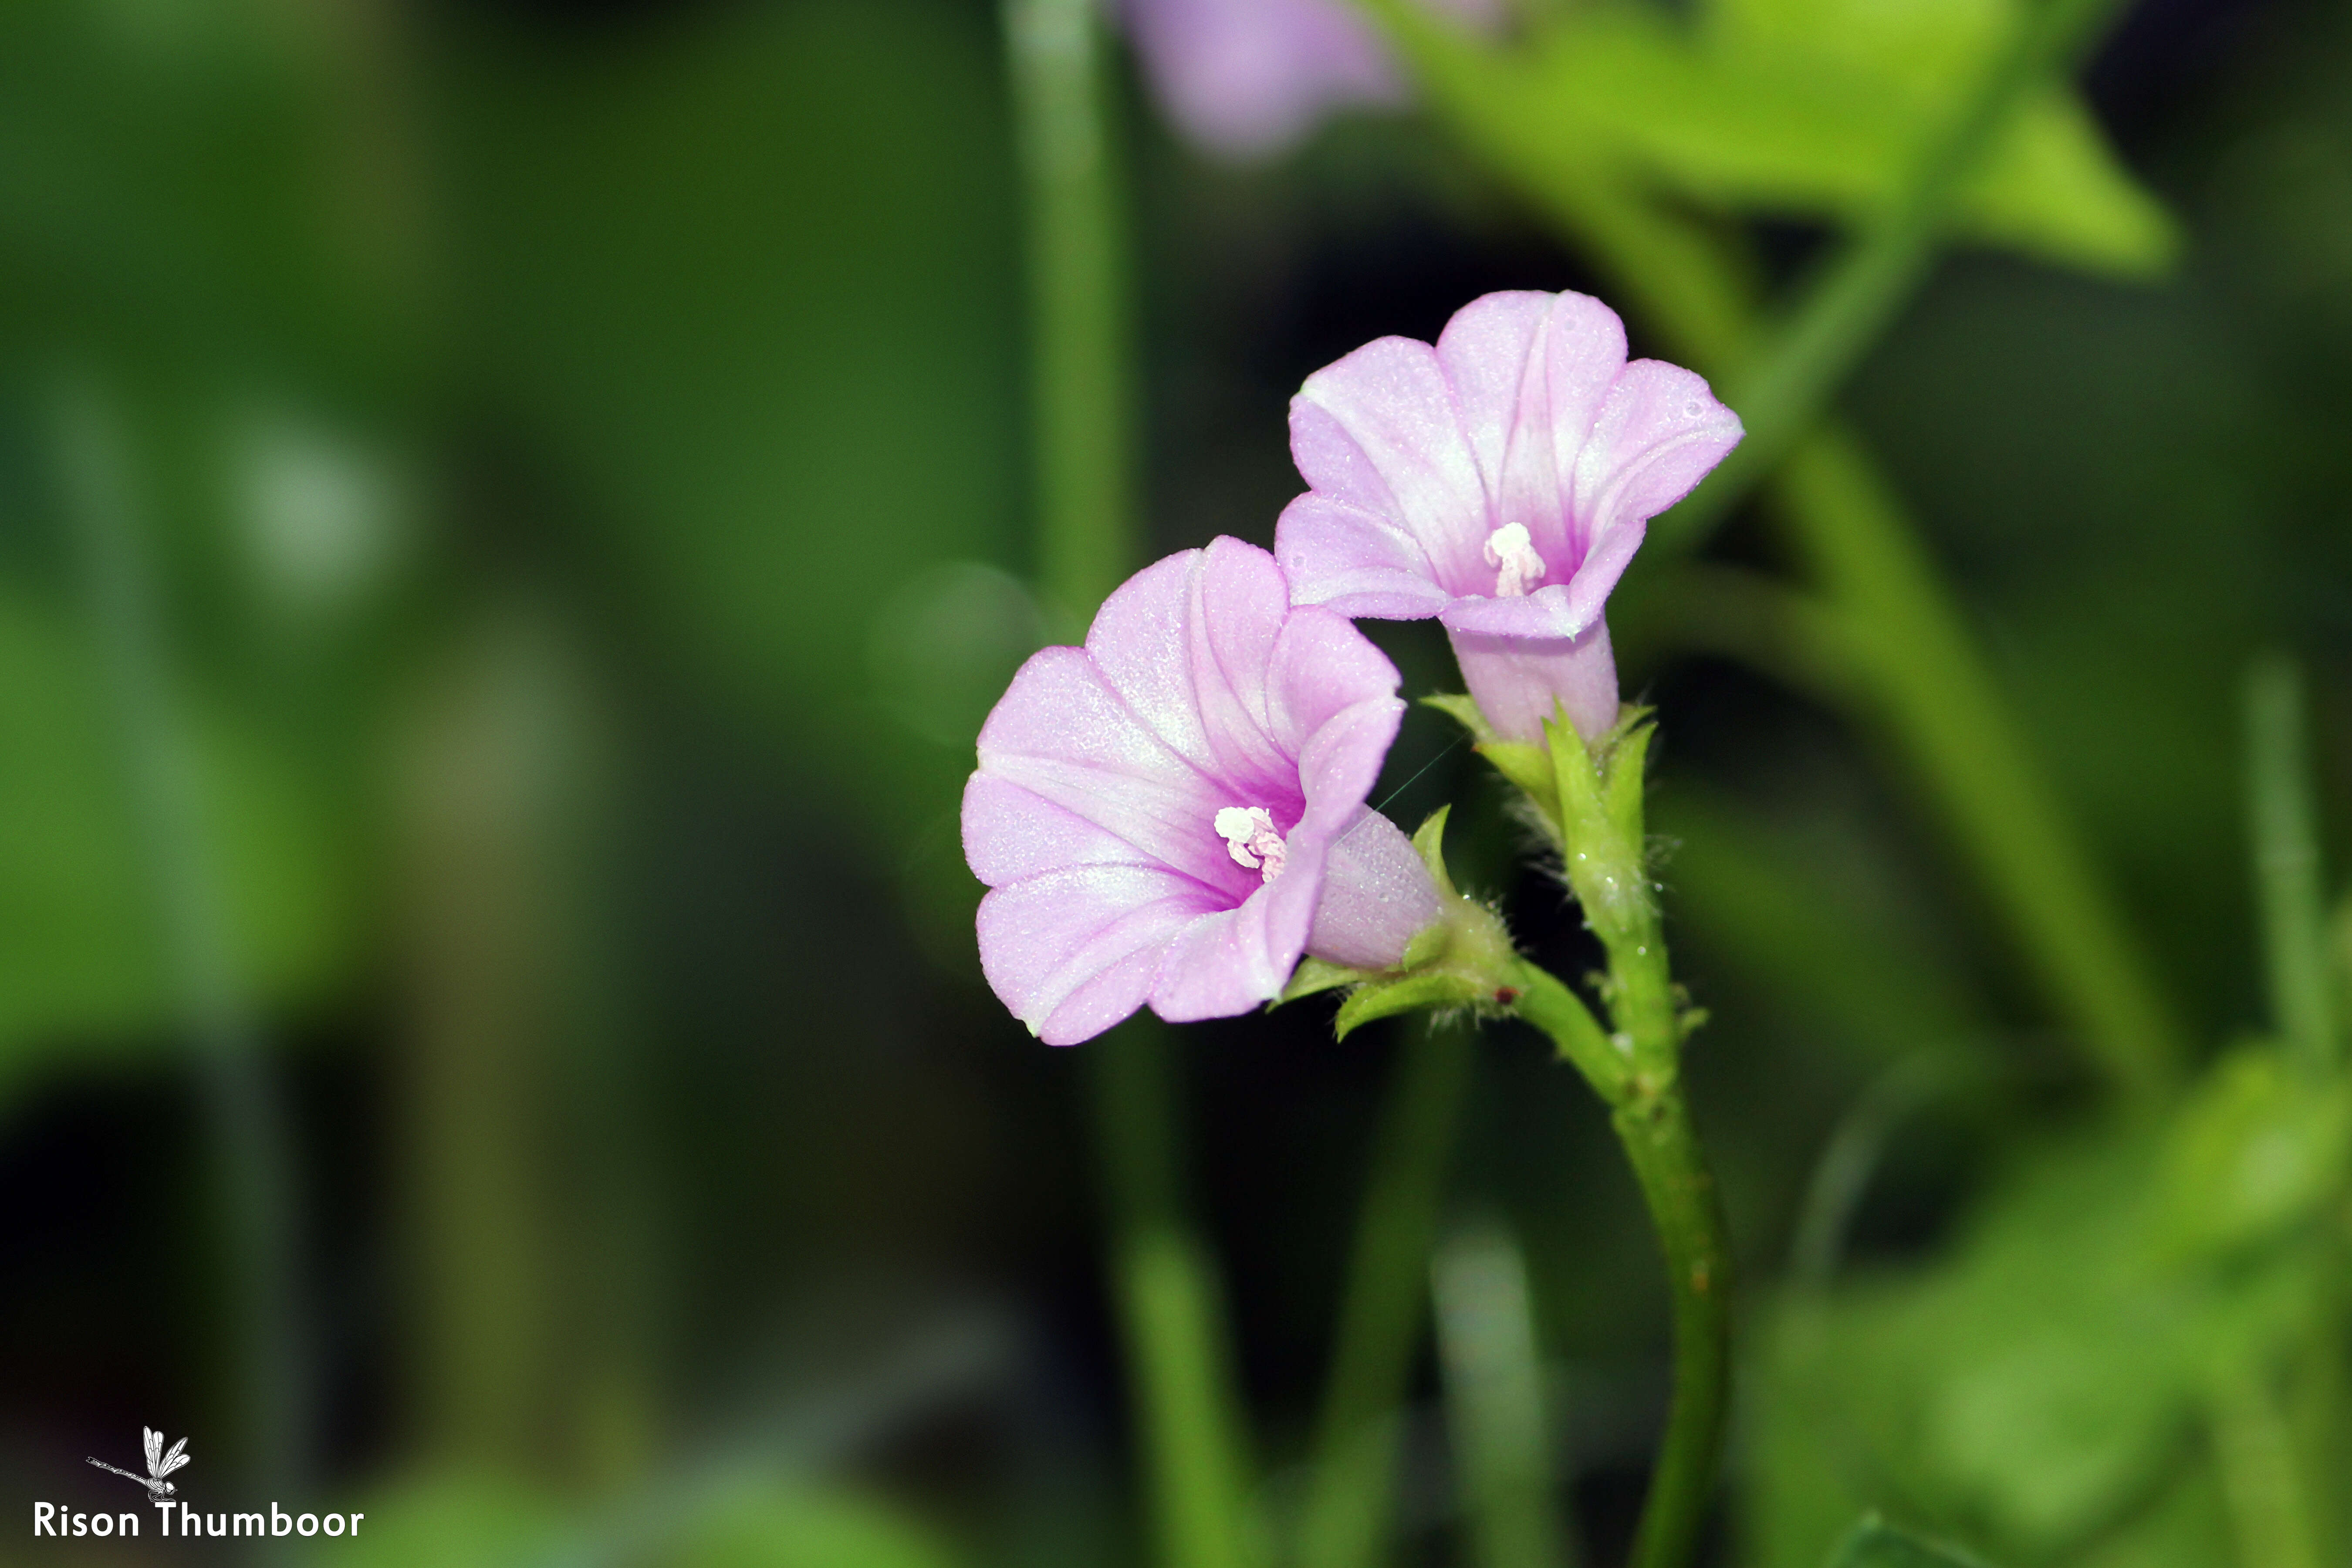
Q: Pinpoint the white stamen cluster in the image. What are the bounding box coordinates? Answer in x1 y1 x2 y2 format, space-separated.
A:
1213 806 1288 884
1484 522 1546 598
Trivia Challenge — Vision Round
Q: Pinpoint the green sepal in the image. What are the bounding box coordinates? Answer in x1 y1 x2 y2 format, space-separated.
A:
1334 970 1494 1041
1412 804 1460 900
1419 692 1493 742
1544 704 1651 946
1279 957 1372 1004
1423 693 1555 815
1600 711 1654 846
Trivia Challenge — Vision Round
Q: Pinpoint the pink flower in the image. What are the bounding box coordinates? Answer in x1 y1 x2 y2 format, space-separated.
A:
965 537 1442 1045
1274 291 1744 741
1120 0 1502 161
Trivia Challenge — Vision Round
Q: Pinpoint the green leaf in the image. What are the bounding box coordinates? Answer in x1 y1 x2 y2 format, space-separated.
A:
1747 1127 2291 1566
1411 804 1460 901
1826 1517 1988 1567
2156 1047 2352 1260
1425 0 2174 280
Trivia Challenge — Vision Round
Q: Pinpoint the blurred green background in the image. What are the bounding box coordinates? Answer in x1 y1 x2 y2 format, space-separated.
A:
1 0 2347 1563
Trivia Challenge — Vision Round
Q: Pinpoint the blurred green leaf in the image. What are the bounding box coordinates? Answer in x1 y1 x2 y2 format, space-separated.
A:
1428 0 2173 278
1826 1516 1986 1567
2158 1048 2352 1260
0 587 354 1085
1747 1122 2311 1567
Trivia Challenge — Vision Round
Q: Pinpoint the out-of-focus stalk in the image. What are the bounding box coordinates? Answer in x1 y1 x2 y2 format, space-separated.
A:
1008 0 1137 629
1093 1026 1263 1568
1296 1023 1476 1568
2245 656 2338 1074
1433 1221 1578 1568
57 377 309 1495
1005 4 1259 1566
1652 0 2152 551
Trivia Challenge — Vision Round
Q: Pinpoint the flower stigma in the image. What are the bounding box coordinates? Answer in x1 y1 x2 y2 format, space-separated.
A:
1483 523 1546 598
1213 806 1289 884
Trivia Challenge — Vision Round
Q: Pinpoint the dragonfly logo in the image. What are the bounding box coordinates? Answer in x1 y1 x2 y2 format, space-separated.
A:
33 1427 364 1541
87 1427 189 1517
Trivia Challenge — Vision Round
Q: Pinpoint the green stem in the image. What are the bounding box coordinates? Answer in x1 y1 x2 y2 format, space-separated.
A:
1609 1084 1731 1568
1432 1221 1578 1568
1297 1022 1477 1568
2244 655 2338 1073
1497 720 1730 1568
1006 12 1257 1559
2212 1369 2324 1568
57 377 308 1493
1504 957 1729 1568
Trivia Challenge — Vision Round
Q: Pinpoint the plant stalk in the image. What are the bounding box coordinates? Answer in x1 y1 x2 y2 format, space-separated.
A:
57 376 308 1494
1006 3 1258 1564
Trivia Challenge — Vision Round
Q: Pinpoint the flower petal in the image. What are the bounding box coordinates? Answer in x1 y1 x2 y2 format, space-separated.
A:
1274 492 1452 622
1083 538 1299 808
1447 617 1619 743
1119 0 1402 161
1267 606 1406 760
1434 290 1559 525
1307 807 1442 970
963 773 1167 886
1291 694 1406 841
1434 580 1587 639
977 644 1242 890
1149 863 1322 1021
1292 335 1491 594
1534 293 1634 567
978 865 1219 1044
1569 359 1744 548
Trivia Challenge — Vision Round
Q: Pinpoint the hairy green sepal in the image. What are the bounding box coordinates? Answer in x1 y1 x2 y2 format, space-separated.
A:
1274 804 1519 1040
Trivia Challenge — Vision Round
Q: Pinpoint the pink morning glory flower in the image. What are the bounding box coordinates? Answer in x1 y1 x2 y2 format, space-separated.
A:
1274 290 1744 742
964 537 1442 1045
1120 0 1502 161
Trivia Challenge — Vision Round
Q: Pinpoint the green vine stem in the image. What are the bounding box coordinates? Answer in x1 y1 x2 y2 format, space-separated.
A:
1005 3 1260 1565
1446 710 1733 1568
1501 956 1730 1568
